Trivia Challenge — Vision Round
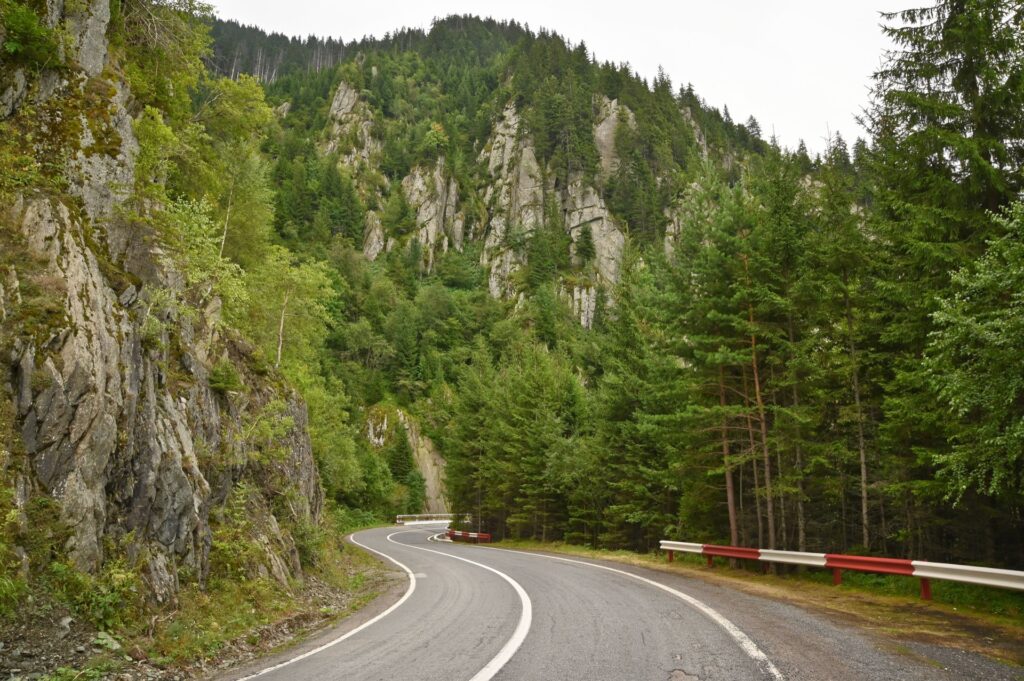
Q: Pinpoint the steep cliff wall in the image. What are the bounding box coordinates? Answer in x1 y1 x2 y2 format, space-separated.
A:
364 405 447 514
0 0 323 605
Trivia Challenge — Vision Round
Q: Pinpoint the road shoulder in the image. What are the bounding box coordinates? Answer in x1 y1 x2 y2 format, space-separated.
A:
486 541 1024 674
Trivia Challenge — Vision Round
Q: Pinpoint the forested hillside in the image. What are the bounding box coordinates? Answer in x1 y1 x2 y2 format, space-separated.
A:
208 5 1023 568
2 6 1024 674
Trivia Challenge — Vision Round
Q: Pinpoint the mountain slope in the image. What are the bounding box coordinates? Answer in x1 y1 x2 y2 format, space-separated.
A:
232 11 1024 571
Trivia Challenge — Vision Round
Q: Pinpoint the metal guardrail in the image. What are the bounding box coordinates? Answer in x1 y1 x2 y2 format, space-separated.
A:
395 514 469 525
659 540 1024 600
447 530 492 543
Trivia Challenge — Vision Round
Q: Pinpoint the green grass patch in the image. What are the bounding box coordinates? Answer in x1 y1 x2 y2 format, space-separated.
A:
146 577 294 663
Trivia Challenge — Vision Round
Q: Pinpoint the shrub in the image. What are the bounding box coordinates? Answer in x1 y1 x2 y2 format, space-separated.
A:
209 358 243 393
48 558 143 630
0 1 62 68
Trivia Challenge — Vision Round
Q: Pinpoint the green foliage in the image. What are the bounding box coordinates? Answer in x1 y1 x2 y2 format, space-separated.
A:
208 482 264 581
209 358 243 393
381 190 417 238
237 399 295 465
386 424 415 479
0 117 44 197
167 198 247 310
113 0 213 123
575 225 595 263
928 201 1024 503
48 559 144 630
132 105 179 199
419 121 450 160
0 1 62 68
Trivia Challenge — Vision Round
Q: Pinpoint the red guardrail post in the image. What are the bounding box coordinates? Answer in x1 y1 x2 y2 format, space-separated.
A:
832 568 842 585
920 578 932 600
706 555 714 568
667 550 674 563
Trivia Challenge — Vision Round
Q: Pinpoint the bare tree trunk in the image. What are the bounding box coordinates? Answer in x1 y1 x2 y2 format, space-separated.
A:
739 457 747 545
219 184 234 258
843 280 870 550
777 450 787 550
747 314 776 549
751 446 763 549
275 291 291 369
787 318 806 553
840 469 849 551
741 254 775 550
879 492 888 554
720 367 739 549
743 368 764 548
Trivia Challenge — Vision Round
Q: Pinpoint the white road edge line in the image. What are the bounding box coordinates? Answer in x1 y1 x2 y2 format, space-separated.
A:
235 531 417 680
388 532 533 681
479 546 785 681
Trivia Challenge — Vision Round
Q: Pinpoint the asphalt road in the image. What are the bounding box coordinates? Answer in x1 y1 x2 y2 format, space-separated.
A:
220 524 1021 681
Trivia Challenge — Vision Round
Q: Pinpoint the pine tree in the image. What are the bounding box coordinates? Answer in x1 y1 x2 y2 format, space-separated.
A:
928 201 1024 504
575 224 596 263
865 0 1024 532
387 423 415 480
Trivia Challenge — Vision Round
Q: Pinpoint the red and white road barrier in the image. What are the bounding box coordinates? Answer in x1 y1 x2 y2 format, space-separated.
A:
447 529 492 544
659 540 1024 600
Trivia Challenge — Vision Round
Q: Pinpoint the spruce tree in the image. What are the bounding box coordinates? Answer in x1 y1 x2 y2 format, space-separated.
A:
866 0 1024 526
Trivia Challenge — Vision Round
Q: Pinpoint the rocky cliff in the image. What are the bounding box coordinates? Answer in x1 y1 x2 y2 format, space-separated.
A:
364 405 447 514
0 0 323 604
322 82 630 328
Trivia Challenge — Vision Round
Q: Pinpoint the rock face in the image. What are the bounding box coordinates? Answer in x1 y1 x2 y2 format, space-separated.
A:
401 159 464 272
362 211 387 261
396 411 447 514
66 0 112 77
594 96 635 182
69 80 138 225
563 177 625 287
323 80 380 167
323 83 627 316
680 106 708 159
570 285 598 329
470 101 627 321
2 0 324 602
364 406 448 514
478 105 545 298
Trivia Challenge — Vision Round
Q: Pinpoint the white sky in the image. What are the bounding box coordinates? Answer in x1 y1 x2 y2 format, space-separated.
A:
207 0 920 153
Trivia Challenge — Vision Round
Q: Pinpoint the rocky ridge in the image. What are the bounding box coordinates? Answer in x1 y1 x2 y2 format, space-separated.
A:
1 0 324 609
321 82 635 327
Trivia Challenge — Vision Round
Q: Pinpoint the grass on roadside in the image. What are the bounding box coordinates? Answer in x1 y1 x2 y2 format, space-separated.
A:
35 511 396 680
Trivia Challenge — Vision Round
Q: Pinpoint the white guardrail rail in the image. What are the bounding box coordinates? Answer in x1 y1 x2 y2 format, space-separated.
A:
659 540 1024 599
395 513 470 525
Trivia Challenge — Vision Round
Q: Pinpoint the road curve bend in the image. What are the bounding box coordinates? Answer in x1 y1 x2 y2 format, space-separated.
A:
219 524 1019 681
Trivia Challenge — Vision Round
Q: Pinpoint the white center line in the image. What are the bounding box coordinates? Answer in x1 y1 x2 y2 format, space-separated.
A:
387 531 533 681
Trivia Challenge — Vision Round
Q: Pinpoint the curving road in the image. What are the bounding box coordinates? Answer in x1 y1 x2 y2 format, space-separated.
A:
220 524 1019 681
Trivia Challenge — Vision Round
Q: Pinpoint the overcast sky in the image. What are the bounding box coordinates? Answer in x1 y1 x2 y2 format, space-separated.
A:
207 0 919 153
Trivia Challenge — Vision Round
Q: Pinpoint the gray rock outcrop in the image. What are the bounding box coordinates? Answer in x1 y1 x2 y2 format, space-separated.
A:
478 105 545 297
563 177 625 287
323 80 381 166
594 96 635 182
2 0 325 604
401 159 464 272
